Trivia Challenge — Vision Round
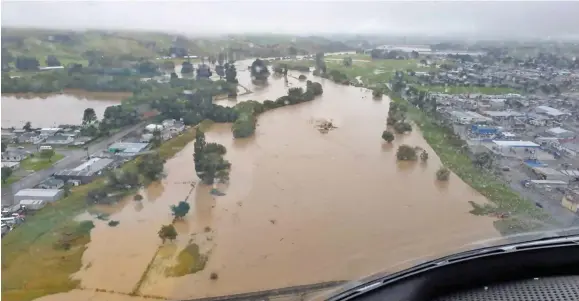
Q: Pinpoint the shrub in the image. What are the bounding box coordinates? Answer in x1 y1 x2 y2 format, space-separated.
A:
133 194 143 201
420 150 429 162
298 74 307 80
210 272 219 280
436 167 451 181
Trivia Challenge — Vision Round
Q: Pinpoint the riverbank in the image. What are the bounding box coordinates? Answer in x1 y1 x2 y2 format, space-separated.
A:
388 94 550 235
1 125 202 301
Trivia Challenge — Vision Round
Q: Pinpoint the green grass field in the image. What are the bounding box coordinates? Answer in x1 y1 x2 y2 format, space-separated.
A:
2 153 65 187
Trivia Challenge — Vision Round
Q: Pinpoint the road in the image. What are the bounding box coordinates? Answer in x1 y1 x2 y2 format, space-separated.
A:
1 122 146 206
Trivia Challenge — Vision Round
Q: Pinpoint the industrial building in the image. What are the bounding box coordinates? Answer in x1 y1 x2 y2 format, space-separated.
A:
53 157 114 184
14 188 64 203
108 142 149 156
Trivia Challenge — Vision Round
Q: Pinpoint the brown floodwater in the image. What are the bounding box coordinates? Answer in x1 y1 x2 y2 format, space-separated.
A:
1 90 128 128
34 63 499 301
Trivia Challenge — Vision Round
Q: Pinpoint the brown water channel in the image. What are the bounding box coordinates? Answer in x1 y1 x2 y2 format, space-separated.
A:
1 90 127 128
35 64 498 301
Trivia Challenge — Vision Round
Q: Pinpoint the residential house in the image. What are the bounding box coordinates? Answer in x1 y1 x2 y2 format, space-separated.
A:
39 128 61 137
17 132 42 144
38 177 65 189
45 134 74 145
1 150 30 162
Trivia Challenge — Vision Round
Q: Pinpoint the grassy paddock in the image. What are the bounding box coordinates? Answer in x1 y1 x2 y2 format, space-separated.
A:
165 243 208 277
1 127 199 301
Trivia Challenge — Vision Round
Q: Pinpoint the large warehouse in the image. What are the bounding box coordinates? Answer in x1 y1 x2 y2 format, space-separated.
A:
54 157 114 184
14 188 64 203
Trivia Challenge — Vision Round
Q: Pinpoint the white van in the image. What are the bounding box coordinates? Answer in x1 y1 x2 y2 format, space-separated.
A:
39 145 53 151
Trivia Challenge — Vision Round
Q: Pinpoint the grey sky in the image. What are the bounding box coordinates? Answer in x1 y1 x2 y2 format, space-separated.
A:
2 1 579 38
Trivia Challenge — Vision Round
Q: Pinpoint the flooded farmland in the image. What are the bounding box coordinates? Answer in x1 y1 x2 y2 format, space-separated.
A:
1 90 127 128
34 61 499 301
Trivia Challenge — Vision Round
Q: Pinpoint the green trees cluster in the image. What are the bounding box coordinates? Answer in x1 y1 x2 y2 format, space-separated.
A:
386 102 412 134
231 81 323 139
224 63 238 84
193 130 231 185
158 224 178 243
137 153 166 182
250 59 270 81
382 130 394 143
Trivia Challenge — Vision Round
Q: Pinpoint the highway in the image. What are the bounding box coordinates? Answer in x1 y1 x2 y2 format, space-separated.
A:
1 122 146 206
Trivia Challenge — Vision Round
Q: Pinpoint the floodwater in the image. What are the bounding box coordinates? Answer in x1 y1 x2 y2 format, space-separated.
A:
35 61 499 301
1 90 127 128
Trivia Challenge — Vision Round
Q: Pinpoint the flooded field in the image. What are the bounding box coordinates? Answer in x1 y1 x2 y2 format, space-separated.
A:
34 63 499 301
1 90 127 128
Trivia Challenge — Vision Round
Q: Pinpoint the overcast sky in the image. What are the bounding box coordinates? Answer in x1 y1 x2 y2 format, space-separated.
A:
2 1 579 38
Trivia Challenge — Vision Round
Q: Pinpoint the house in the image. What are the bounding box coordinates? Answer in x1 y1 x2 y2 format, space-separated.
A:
141 133 154 143
39 128 61 137
37 177 65 189
53 158 114 184
1 161 20 170
108 142 149 157
16 132 40 143
562 190 579 213
14 188 64 203
45 134 74 145
1 150 30 162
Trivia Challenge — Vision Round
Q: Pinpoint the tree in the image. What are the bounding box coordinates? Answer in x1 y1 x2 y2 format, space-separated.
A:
436 167 450 181
396 145 417 161
171 201 191 219
134 194 143 201
82 108 97 125
181 61 194 74
1 143 7 153
158 224 177 243
170 72 179 80
420 150 429 162
40 149 55 162
372 89 383 98
343 57 353 67
225 63 238 84
250 59 270 81
218 53 226 66
137 153 165 181
23 121 32 132
45 55 61 67
288 46 298 56
63 183 72 197
15 56 40 71
473 152 493 169
393 121 412 134
382 130 394 143
1 167 13 183
150 128 163 148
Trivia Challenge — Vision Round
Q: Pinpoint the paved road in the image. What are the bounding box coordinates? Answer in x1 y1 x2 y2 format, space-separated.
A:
1 122 146 206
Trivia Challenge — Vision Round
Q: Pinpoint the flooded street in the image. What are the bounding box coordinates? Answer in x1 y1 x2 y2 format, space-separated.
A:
35 63 499 301
1 90 126 128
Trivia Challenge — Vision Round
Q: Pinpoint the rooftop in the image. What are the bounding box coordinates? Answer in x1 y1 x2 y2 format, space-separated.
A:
108 142 149 154
55 158 114 177
15 188 61 197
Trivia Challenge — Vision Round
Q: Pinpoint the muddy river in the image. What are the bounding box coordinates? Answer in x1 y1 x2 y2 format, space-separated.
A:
1 90 127 128
35 61 499 301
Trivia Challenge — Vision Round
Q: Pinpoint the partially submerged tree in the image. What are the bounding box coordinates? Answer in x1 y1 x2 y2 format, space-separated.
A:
23 121 32 132
171 201 191 219
382 130 395 143
436 167 451 181
393 121 412 134
250 59 270 81
158 224 178 243
420 150 429 162
396 145 417 161
137 153 165 182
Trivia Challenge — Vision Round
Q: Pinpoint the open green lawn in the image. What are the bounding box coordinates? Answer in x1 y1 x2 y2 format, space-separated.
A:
1 128 199 301
2 153 65 187
19 153 65 171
